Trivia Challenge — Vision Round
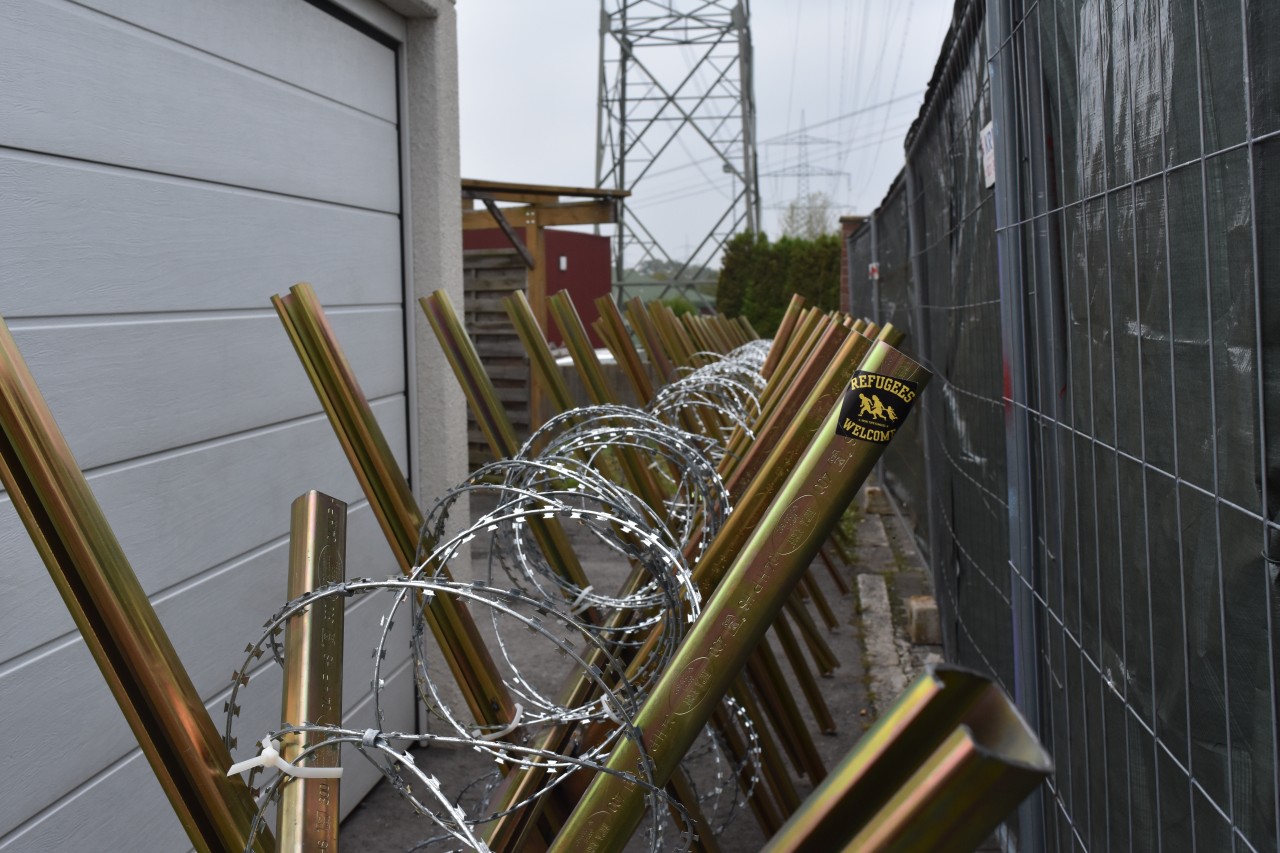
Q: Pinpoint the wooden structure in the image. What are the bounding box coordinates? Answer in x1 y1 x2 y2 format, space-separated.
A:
461 249 529 468
461 179 628 329
464 228 613 348
461 179 629 428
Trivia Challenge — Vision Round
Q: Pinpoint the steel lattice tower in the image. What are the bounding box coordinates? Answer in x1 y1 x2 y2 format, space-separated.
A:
596 0 760 296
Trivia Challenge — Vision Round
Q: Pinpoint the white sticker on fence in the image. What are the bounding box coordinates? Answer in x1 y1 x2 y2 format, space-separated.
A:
980 121 996 189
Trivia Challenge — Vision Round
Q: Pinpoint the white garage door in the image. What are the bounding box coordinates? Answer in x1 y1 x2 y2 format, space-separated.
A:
0 0 415 848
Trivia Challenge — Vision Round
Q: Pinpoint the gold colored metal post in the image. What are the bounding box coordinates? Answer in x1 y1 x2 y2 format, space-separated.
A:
593 295 655 406
278 491 347 852
760 295 805 379
478 297 795 846
717 313 746 348
744 308 822 439
547 291 668 513
625 297 679 384
606 327 875 791
421 290 713 848
770 612 836 734
682 313 718 354
548 341 931 852
722 322 852 492
505 289 577 417
547 291 618 407
273 284 515 729
420 290 597 601
648 300 697 368
753 312 833 428
876 322 906 348
0 316 269 853
761 665 1052 853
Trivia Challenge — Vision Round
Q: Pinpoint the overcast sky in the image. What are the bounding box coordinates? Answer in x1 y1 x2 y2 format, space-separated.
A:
457 1 954 265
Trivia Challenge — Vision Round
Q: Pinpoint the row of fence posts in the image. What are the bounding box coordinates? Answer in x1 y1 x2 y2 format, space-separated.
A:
0 279 1052 851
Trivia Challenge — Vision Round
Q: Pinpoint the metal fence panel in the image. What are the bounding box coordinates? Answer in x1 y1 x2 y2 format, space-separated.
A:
847 223 874 322
844 0 1280 848
874 182 931 526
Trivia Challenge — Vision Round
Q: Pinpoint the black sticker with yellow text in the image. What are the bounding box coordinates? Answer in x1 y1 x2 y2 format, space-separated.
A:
835 371 918 443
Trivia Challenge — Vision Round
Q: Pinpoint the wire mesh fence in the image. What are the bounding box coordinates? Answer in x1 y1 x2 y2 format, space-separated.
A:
845 0 1280 850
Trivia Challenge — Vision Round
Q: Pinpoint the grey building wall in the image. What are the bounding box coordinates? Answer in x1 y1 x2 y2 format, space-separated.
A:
0 0 465 848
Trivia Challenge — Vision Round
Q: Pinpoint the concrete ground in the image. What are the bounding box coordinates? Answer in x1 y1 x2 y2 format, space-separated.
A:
339 476 960 851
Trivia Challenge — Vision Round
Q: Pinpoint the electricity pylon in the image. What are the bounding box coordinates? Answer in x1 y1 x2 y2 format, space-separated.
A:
596 0 760 300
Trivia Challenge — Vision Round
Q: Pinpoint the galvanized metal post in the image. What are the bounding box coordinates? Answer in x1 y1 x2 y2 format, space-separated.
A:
985 0 1045 848
902 161 952 659
868 212 881 325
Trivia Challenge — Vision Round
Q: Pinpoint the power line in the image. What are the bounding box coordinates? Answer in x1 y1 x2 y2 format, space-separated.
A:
835 0 855 155
630 117 916 211
783 0 805 142
764 90 924 139
643 111 914 199
635 112 917 209
847 0 872 122
640 90 923 182
851 0 914 196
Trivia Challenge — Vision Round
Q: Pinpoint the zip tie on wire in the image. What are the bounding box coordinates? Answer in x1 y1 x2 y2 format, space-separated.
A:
569 584 595 616
227 737 343 780
473 703 524 741
601 695 624 725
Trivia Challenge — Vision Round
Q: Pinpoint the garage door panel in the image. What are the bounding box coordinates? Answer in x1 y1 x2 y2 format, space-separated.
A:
163 508 406 712
70 0 399 122
8 307 404 471
0 0 400 212
220 592 417 760
0 396 407 662
0 748 190 852
0 658 416 850
0 505 410 839
0 0 413 841
0 153 402 316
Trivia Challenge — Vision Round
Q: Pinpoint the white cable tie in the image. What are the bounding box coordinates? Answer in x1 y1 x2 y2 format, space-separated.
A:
600 696 624 725
226 737 343 780
472 703 524 742
568 584 595 615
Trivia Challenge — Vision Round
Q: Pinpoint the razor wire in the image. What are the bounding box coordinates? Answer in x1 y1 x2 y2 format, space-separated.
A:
222 347 772 851
225 576 684 851
648 344 769 454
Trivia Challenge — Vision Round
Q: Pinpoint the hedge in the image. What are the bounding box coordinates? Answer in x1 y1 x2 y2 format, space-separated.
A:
716 232 842 336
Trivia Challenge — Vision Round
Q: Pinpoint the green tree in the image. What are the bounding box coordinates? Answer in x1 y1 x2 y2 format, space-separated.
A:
629 257 687 281
716 232 765 317
716 230 841 335
780 192 836 239
662 296 698 317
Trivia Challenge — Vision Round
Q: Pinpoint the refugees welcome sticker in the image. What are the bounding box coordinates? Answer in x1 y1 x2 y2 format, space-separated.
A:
836 371 918 443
